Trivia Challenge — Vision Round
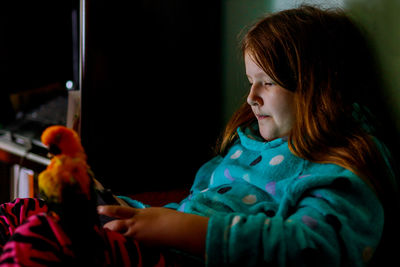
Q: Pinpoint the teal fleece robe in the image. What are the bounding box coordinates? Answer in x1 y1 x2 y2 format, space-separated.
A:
165 126 384 267
121 123 385 266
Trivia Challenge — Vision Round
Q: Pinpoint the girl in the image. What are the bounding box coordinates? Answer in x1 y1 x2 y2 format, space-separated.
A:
1 5 398 267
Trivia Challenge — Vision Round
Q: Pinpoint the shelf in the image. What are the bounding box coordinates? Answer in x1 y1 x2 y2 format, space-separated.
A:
0 135 50 168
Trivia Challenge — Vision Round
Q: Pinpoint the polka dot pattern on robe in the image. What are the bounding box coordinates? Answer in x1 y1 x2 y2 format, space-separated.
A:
242 194 257 205
269 155 284 165
230 149 243 159
250 155 262 166
302 215 318 229
224 168 235 181
265 182 276 196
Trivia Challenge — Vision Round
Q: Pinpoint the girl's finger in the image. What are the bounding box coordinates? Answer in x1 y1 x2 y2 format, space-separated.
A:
97 205 138 219
103 219 128 233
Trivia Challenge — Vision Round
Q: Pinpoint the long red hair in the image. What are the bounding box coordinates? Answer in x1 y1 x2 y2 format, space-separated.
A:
217 5 396 202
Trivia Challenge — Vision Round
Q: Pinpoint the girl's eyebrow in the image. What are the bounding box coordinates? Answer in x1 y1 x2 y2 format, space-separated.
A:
252 72 271 80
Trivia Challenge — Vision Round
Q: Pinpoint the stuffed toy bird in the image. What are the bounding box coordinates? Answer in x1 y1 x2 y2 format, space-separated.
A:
39 125 126 219
39 125 92 208
38 125 128 263
37 125 101 262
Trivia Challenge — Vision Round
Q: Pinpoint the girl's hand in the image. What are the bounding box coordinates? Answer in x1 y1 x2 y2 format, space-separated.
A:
97 205 209 257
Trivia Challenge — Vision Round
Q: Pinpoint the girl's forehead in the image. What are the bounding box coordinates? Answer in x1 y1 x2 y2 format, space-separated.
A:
244 50 256 61
245 53 267 74
244 52 260 67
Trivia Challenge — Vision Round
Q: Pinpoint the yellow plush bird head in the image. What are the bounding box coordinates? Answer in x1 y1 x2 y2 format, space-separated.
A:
41 125 86 159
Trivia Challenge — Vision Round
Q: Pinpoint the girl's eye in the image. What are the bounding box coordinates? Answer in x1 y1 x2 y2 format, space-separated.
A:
264 82 274 86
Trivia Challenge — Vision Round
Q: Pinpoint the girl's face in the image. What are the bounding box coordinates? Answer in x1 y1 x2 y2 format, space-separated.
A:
245 52 296 141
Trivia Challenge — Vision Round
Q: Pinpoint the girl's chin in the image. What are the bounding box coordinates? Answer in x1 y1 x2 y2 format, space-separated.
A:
258 127 285 142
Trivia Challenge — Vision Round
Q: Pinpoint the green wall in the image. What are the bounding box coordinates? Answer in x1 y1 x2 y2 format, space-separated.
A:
345 0 400 132
220 0 271 124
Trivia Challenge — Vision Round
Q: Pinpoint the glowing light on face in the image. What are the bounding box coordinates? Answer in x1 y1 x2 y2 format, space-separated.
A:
245 53 295 141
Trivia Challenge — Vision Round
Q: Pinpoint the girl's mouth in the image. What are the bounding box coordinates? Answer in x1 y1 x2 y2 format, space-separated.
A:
256 114 271 120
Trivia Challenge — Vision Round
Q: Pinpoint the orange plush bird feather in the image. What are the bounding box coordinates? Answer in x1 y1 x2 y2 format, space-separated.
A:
41 125 86 160
38 126 92 204
38 125 127 211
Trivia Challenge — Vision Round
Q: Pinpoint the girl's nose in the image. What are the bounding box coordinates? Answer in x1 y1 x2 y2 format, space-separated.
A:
247 85 263 106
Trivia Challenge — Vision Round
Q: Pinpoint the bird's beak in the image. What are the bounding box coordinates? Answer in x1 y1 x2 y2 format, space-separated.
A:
48 144 62 156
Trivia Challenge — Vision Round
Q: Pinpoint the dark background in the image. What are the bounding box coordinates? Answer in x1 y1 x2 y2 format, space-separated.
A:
81 0 222 193
1 0 223 194
0 1 74 123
